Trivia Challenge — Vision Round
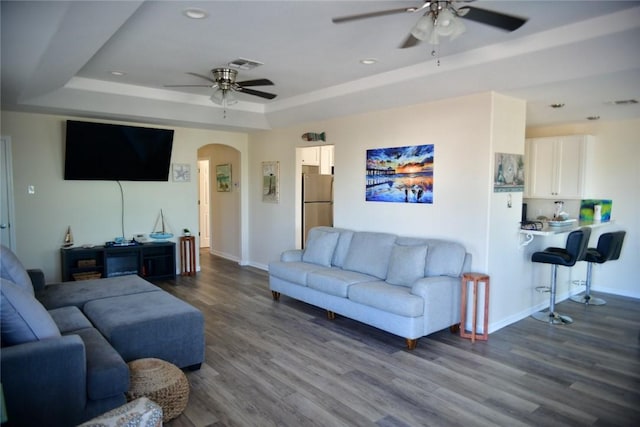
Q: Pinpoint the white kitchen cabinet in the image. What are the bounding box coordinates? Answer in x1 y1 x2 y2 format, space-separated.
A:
525 135 594 199
319 145 334 175
301 146 320 166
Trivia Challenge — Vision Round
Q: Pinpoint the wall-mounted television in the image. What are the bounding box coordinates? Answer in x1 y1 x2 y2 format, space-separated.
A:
64 120 174 181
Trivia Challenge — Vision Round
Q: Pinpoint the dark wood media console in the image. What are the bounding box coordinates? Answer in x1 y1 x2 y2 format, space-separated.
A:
60 242 176 281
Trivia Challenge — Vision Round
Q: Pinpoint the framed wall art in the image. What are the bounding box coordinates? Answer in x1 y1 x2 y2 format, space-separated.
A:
262 161 279 203
172 163 191 182
493 152 524 192
216 163 231 192
366 144 434 204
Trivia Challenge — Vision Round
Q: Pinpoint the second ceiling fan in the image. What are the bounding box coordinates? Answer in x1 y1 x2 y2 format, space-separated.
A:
332 0 528 47
165 68 277 105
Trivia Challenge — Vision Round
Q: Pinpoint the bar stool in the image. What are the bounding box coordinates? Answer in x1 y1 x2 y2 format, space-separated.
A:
531 228 590 325
570 231 626 305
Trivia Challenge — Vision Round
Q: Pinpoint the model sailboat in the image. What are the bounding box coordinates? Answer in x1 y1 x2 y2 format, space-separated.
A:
149 209 173 240
62 226 74 248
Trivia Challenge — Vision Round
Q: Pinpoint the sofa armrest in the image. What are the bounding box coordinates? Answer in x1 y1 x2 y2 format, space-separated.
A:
411 276 461 330
281 249 303 262
1 335 88 427
27 268 46 291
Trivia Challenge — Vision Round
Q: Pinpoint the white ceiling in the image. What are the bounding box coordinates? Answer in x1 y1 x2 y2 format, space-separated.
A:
2 1 640 132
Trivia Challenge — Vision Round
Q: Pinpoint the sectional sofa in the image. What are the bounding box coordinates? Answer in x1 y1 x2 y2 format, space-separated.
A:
0 245 204 427
269 226 471 349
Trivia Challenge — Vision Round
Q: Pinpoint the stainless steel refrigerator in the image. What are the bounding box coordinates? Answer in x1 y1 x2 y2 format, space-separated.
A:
302 174 333 247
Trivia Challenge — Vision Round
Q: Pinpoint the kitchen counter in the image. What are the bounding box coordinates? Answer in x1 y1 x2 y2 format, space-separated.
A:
519 220 613 246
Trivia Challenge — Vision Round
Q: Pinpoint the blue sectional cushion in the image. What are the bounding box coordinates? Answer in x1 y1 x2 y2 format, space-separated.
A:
348 281 424 317
72 327 129 400
386 244 428 287
302 229 340 267
307 268 378 298
425 240 467 277
48 306 93 334
1 245 34 295
342 232 396 279
1 278 61 345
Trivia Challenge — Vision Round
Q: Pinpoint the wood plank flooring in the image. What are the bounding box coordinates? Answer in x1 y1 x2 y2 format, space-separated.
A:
152 250 640 427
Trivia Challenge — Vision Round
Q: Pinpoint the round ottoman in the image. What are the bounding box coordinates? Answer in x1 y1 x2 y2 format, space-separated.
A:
126 358 190 422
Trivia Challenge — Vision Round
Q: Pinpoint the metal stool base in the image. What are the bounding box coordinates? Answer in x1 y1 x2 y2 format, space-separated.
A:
569 294 606 305
531 311 573 325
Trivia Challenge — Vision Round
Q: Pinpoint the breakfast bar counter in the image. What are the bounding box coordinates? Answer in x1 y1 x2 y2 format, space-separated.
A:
519 220 613 246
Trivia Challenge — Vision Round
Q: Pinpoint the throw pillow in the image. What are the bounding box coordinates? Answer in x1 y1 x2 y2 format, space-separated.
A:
386 244 428 287
302 230 340 267
1 278 61 346
0 244 34 295
342 232 396 279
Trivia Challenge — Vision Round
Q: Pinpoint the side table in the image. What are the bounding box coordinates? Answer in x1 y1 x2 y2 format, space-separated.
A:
179 236 196 276
460 272 490 342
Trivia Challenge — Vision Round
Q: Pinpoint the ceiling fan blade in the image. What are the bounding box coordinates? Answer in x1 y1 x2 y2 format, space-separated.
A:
237 78 274 87
236 87 277 100
164 84 213 88
186 72 217 84
332 7 415 24
400 33 421 49
459 6 527 31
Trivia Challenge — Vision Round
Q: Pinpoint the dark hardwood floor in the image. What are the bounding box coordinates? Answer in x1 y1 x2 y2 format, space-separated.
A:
152 249 640 427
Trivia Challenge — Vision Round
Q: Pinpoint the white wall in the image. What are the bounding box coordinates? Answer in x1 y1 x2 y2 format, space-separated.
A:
248 93 500 273
1 110 248 280
526 118 640 298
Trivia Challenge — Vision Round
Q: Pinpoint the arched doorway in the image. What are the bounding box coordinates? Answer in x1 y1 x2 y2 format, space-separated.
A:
197 144 242 262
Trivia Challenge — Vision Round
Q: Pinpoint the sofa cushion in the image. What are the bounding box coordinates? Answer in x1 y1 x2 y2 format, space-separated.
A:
425 240 467 277
342 232 396 279
331 229 354 268
348 281 424 317
1 278 61 345
72 327 129 400
37 275 161 310
386 244 428 287
302 229 340 267
83 291 205 368
269 261 329 286
1 245 34 295
307 268 378 298
48 306 93 334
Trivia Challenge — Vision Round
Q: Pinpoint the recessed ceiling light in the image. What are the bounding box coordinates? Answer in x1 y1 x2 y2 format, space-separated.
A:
110 71 126 76
360 58 378 65
183 8 208 19
549 103 565 109
586 115 600 121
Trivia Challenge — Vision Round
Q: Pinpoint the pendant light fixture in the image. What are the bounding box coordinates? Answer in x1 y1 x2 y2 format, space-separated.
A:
410 1 467 45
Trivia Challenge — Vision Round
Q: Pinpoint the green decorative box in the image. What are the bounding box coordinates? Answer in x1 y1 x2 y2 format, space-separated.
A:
579 199 612 222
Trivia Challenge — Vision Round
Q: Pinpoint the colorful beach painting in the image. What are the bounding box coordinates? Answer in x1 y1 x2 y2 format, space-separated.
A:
366 144 434 203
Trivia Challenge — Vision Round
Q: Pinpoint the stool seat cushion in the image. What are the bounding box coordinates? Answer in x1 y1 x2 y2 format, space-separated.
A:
531 249 575 266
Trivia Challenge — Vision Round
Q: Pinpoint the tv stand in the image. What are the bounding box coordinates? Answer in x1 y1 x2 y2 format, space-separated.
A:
61 242 176 281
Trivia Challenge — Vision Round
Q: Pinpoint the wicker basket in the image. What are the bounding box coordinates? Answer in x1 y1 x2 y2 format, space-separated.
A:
126 358 190 422
72 271 101 281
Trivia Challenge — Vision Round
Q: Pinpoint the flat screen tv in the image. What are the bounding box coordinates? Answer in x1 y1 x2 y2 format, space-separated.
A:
64 120 174 181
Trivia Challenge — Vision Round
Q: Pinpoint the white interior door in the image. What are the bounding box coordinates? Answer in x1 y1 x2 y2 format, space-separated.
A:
1 136 17 249
198 160 210 247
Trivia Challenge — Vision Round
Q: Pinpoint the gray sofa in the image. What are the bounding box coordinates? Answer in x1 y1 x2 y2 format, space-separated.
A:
269 227 470 349
0 245 204 427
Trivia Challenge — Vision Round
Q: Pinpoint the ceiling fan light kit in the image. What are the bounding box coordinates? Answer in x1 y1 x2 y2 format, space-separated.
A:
333 0 527 48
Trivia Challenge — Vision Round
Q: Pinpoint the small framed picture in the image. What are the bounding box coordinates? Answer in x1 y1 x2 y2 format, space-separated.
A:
172 163 191 182
262 161 279 203
216 164 232 192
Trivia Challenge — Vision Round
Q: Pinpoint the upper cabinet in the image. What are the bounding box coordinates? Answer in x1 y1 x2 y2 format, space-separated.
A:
525 135 594 199
301 145 334 174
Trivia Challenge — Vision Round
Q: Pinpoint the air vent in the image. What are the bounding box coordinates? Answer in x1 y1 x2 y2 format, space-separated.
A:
227 58 264 70
606 99 638 106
